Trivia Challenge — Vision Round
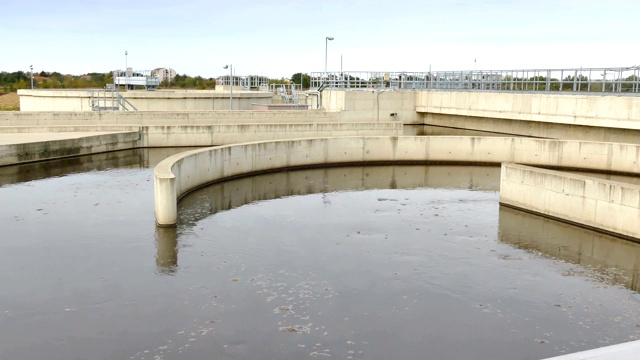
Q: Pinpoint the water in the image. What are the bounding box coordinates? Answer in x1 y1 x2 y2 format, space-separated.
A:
1 149 640 360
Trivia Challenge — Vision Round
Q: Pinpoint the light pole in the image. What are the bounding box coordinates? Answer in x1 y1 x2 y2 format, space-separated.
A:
30 65 33 89
125 50 128 90
325 36 334 74
223 64 233 110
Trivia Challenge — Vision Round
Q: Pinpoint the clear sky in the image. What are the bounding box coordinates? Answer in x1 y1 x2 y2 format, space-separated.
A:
2 0 638 78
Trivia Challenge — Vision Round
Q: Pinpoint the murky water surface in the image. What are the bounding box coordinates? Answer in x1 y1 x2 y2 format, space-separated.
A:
1 149 640 360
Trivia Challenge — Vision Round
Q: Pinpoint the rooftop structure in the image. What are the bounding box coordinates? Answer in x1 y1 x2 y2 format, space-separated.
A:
113 69 160 91
151 67 176 84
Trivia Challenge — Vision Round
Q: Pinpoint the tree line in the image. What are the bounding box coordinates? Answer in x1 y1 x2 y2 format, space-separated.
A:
0 71 220 92
1 70 322 93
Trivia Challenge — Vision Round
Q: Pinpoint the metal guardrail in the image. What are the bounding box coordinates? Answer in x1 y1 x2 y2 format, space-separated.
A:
215 77 304 103
309 66 640 93
216 75 270 90
88 87 137 111
269 83 301 94
113 70 160 91
269 84 302 104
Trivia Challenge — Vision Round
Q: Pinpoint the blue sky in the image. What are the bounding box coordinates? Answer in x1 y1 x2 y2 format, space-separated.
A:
2 0 638 78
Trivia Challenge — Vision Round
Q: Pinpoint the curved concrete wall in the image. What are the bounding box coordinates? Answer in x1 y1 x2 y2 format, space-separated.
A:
154 136 640 226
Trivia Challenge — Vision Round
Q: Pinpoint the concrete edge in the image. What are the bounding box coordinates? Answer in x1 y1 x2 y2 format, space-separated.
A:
153 136 640 227
541 339 640 359
499 162 640 240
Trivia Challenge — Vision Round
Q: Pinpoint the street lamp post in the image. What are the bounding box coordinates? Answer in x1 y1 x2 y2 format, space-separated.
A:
325 36 334 74
30 65 33 89
223 64 233 110
125 50 128 90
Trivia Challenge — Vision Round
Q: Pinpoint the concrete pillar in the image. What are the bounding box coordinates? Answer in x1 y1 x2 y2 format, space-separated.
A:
154 173 177 226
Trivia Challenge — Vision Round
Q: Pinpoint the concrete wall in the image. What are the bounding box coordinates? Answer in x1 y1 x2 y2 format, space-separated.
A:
154 136 640 226
0 125 140 133
416 91 640 131
0 123 401 166
500 163 640 240
421 113 640 144
322 90 419 124
416 91 640 143
251 104 310 110
141 123 402 147
0 110 349 126
0 131 141 166
16 89 640 137
18 89 273 111
320 89 640 140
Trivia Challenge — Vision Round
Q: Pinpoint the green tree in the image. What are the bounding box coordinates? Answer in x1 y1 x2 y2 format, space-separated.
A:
291 73 311 89
269 78 287 85
15 78 28 89
0 71 28 91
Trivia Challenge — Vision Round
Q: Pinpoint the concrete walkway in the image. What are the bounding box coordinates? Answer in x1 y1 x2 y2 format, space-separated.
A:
542 339 640 359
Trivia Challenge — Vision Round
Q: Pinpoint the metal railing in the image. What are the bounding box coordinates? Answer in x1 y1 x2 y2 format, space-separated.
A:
309 66 640 94
269 84 302 104
216 75 270 90
113 70 160 91
88 87 137 111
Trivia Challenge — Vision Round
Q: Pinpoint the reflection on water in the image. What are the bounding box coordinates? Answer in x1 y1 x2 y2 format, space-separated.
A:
155 227 178 274
0 147 202 187
499 205 640 291
2 148 640 360
160 165 500 274
178 165 500 226
167 182 640 360
0 149 143 186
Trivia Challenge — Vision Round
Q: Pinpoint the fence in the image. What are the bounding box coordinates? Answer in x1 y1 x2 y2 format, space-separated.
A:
88 87 137 111
309 66 640 93
269 83 302 104
216 75 270 90
113 70 160 91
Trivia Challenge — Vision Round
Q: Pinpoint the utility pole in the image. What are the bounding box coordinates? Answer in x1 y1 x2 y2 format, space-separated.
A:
224 64 233 110
325 36 334 73
125 50 128 90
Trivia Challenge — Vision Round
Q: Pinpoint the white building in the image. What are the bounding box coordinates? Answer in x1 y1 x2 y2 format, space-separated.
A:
151 67 177 84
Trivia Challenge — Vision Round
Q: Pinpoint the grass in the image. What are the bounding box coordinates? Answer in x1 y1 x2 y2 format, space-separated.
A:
0 93 20 111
